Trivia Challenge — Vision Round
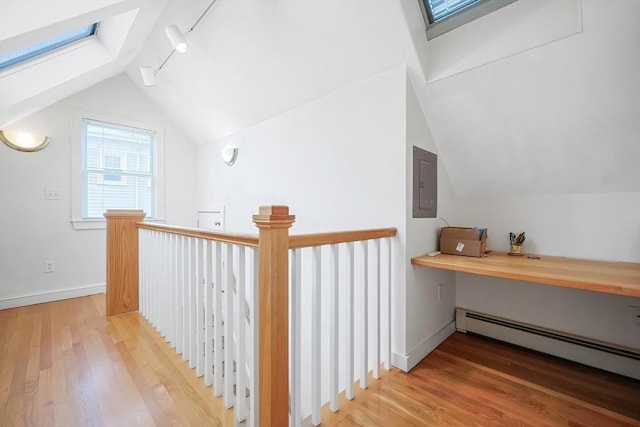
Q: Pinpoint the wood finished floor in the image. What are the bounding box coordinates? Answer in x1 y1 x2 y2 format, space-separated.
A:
1 295 639 426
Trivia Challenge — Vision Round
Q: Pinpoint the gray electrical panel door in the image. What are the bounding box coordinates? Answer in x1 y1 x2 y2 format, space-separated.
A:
412 146 437 218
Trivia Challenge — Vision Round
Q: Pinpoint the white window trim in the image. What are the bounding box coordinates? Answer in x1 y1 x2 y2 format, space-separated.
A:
70 110 166 230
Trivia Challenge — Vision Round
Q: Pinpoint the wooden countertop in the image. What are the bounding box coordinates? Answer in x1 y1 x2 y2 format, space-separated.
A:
411 252 640 297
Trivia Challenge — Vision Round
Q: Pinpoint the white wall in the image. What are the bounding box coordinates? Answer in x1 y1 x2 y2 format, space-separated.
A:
454 193 640 262
198 65 410 417
197 66 407 236
402 76 457 370
421 0 640 198
453 192 640 348
0 74 198 308
197 65 461 374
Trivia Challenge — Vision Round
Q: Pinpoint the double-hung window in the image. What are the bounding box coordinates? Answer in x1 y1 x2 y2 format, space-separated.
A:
82 119 156 219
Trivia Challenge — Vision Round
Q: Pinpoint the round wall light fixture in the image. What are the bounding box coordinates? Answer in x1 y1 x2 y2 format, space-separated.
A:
0 129 50 152
220 146 238 166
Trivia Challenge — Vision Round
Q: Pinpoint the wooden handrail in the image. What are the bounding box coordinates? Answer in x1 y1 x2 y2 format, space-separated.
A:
288 227 397 249
137 222 259 248
136 223 396 250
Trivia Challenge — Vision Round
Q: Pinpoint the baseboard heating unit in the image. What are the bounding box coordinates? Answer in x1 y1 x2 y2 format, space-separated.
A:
455 308 640 380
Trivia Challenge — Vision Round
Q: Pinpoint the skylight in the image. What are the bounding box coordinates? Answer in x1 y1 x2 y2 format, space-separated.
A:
427 0 479 23
420 0 517 39
0 23 98 71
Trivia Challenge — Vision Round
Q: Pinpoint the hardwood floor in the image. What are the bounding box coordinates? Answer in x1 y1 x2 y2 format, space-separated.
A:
321 334 640 427
1 295 639 426
0 294 234 427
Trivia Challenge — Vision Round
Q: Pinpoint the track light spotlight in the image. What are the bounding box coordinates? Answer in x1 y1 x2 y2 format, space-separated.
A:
139 0 218 87
165 24 188 53
140 66 157 86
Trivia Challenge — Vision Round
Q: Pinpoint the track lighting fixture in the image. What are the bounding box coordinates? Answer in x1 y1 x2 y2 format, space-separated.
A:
139 0 217 87
165 24 188 53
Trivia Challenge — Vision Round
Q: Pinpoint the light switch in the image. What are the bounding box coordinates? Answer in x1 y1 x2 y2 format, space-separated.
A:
45 188 60 200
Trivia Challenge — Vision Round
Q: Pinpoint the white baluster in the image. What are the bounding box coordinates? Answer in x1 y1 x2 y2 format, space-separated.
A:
346 241 355 400
139 230 145 318
330 243 339 412
173 236 184 354
213 241 223 396
182 236 189 362
204 240 213 386
166 234 173 346
224 244 234 408
249 248 259 427
196 238 204 377
289 248 302 427
311 245 321 426
386 237 392 370
188 237 197 369
178 235 186 357
170 234 177 349
163 232 170 339
151 231 158 327
235 246 246 422
373 239 380 379
361 240 369 390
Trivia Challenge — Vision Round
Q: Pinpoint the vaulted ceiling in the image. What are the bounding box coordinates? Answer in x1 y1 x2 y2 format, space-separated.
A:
1 0 638 198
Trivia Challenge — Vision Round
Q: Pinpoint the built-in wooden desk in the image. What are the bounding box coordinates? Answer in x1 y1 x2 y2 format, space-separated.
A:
411 252 640 297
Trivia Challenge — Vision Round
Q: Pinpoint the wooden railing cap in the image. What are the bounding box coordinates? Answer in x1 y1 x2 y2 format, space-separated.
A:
104 209 146 219
252 205 295 224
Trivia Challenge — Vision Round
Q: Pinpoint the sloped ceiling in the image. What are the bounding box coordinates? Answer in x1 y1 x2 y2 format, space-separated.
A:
125 0 425 144
420 0 640 197
2 0 638 199
126 0 639 198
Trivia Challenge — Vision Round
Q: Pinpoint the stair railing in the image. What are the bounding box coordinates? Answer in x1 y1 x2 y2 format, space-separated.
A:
105 206 396 427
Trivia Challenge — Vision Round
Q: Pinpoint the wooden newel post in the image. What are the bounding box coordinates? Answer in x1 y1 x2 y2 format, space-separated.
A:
253 205 295 427
104 209 146 316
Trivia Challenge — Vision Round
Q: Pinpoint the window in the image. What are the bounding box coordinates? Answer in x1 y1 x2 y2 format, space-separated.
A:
0 23 98 71
82 119 156 219
420 0 517 39
103 155 123 183
426 0 479 23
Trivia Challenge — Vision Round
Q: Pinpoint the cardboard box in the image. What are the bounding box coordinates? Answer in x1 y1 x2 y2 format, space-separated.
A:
440 227 487 257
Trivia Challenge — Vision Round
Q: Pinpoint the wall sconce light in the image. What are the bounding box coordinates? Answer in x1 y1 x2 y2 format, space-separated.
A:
140 0 218 87
220 146 238 166
0 129 50 152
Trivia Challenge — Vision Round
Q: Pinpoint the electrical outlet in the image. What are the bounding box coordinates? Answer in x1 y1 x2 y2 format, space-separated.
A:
44 260 56 273
45 188 60 200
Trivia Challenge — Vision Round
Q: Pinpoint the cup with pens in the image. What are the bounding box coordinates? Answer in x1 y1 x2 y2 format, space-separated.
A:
509 232 525 255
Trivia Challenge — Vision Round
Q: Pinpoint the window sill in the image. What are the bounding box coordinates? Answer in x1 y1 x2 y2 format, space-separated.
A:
71 218 165 230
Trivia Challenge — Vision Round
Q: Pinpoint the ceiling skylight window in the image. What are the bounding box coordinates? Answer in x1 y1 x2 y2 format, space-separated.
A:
0 23 98 71
427 0 479 23
420 0 517 39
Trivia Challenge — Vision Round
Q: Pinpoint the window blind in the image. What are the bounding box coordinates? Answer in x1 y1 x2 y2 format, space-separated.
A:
427 0 479 23
82 119 155 218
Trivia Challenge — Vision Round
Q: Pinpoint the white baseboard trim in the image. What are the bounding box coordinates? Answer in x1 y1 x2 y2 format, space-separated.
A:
392 320 456 372
0 284 105 310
